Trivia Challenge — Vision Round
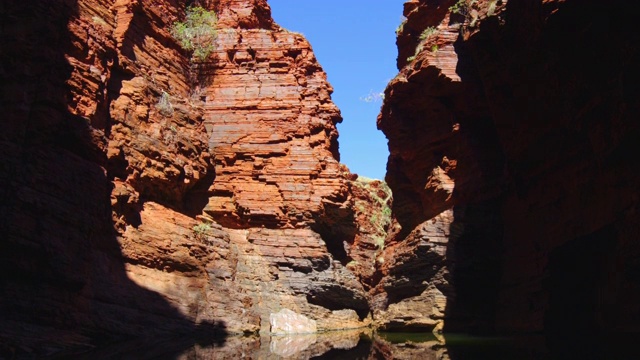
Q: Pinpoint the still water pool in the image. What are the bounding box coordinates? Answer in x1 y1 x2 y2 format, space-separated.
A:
74 329 639 359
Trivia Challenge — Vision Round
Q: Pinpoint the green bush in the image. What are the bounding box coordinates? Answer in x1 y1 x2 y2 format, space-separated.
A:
157 91 173 117
193 222 211 234
449 0 468 14
419 27 438 41
488 0 498 16
396 17 407 36
171 6 217 61
192 222 212 241
352 176 393 251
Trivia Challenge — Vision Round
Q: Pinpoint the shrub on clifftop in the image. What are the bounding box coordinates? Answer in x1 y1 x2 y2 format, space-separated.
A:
171 6 217 61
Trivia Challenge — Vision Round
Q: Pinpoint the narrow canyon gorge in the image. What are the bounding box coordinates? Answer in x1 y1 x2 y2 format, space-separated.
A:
1 0 638 358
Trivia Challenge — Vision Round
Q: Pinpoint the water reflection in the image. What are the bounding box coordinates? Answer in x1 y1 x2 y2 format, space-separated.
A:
73 328 640 359
85 329 640 359
179 329 373 360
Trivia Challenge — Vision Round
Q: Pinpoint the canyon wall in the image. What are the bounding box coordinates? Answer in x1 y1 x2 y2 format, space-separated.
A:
378 0 640 350
3 0 637 357
0 0 376 356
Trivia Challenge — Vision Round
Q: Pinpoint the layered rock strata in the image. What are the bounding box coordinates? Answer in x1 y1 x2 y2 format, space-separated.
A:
0 0 370 356
378 0 640 344
347 177 394 288
192 0 369 335
201 22 347 230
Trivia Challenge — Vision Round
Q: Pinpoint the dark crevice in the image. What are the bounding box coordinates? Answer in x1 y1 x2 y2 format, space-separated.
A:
183 162 216 217
310 202 357 266
285 49 302 61
319 232 349 264
443 200 504 334
227 49 236 62
544 224 616 357
306 287 370 321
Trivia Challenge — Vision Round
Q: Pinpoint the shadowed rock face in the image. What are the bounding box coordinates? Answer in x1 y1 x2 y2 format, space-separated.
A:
0 1 227 357
378 0 640 339
0 0 370 356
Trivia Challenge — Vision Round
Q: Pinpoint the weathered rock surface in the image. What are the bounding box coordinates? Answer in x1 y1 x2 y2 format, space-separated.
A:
347 177 394 288
0 0 370 356
372 210 453 333
378 0 640 343
270 308 317 334
202 25 347 230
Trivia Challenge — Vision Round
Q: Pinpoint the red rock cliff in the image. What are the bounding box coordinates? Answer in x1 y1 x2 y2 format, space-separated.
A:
378 0 640 349
0 0 371 356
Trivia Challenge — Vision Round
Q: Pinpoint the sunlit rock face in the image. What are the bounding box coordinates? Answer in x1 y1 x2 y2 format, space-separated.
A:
201 14 348 230
269 308 317 334
188 0 369 336
379 0 640 339
0 0 372 356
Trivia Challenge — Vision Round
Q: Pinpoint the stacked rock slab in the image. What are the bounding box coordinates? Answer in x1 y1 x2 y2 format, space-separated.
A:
201 8 347 230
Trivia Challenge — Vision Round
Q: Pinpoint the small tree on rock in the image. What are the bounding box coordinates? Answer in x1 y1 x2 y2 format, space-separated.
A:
171 6 217 62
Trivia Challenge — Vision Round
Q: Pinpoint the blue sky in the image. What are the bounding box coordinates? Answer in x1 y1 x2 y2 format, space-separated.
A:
268 0 405 180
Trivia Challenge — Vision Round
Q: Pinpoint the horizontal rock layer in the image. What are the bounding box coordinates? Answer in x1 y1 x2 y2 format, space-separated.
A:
201 27 347 229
